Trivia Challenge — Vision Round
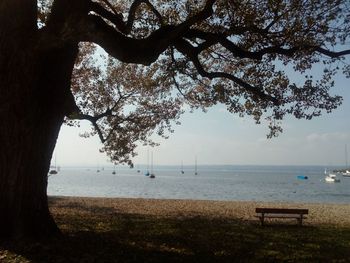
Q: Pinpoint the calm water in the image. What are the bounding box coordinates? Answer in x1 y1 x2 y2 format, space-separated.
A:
48 165 350 204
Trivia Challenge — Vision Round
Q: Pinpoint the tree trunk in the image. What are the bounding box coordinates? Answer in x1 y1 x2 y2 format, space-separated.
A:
0 47 78 240
0 0 78 239
0 99 63 239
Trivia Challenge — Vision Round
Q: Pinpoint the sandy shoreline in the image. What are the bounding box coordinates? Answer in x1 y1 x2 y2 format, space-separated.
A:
49 196 350 227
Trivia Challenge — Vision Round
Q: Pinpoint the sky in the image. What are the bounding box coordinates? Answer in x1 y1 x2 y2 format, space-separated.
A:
53 65 350 167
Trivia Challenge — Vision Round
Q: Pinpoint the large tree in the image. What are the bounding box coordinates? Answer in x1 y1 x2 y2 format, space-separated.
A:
0 0 349 239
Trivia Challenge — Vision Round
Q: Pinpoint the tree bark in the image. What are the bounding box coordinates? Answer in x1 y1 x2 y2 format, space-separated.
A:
0 46 78 239
0 0 78 239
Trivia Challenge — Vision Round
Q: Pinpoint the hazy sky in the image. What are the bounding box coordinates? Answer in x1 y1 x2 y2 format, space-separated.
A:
54 63 350 167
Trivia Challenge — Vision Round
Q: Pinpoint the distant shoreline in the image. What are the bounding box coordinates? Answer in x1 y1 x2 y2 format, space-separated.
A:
53 164 347 168
48 196 350 227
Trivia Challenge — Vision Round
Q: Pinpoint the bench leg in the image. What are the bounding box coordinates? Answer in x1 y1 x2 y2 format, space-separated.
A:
260 214 265 226
298 215 303 226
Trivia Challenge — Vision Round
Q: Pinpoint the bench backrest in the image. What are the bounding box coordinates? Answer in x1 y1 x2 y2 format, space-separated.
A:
256 208 308 214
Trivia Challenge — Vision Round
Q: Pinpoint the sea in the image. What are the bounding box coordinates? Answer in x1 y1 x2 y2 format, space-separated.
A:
47 165 350 204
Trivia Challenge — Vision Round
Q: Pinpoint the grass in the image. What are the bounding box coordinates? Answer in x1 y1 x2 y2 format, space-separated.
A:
1 199 350 263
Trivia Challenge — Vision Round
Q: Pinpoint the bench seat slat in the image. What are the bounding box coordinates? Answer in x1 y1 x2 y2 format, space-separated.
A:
255 215 307 219
256 208 308 214
256 215 307 219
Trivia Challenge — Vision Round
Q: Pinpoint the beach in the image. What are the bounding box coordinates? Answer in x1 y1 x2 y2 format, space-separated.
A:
49 196 350 227
2 196 350 262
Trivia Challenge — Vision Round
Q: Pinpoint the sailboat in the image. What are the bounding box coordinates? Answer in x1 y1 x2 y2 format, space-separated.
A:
194 156 198 175
150 151 155 178
181 161 184 174
342 145 350 177
112 164 116 175
145 148 150 176
49 153 58 175
136 164 140 173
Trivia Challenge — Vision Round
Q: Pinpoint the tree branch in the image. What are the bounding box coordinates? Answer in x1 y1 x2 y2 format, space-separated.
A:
78 113 107 143
100 0 119 15
185 29 350 61
314 47 350 58
72 106 122 143
68 87 138 143
125 0 165 33
185 29 298 60
77 0 216 65
89 1 126 33
174 39 279 105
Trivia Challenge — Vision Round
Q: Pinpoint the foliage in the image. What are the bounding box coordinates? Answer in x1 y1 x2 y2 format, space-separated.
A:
39 0 350 165
71 43 183 165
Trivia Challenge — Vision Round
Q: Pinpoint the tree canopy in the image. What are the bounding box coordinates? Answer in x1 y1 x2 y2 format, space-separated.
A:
40 0 350 165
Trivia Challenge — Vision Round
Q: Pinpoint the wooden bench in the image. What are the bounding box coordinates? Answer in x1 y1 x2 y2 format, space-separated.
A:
255 208 308 226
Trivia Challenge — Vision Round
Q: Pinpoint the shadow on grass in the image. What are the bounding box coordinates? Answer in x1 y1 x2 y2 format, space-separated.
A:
1 200 350 263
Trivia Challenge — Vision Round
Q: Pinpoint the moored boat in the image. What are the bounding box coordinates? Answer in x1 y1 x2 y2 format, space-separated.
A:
325 169 340 183
297 175 308 180
342 170 350 177
49 154 58 175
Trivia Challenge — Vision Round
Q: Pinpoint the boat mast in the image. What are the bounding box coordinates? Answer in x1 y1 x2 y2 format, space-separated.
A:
147 148 150 173
346 144 348 169
149 151 155 178
151 151 153 175
195 156 198 175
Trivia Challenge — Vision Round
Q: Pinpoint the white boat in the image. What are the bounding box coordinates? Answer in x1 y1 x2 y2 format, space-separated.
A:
325 174 340 182
325 169 340 183
342 170 350 177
